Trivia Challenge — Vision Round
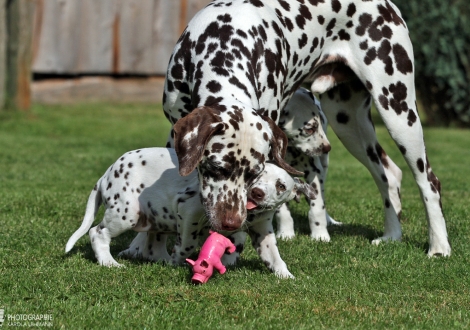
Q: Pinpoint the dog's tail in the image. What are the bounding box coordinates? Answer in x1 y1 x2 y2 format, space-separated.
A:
65 181 102 253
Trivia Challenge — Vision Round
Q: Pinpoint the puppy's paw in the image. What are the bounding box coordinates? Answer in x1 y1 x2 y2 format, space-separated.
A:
371 235 401 246
427 237 451 257
100 259 123 267
117 248 141 259
275 269 295 279
310 230 330 242
276 231 296 240
221 252 240 266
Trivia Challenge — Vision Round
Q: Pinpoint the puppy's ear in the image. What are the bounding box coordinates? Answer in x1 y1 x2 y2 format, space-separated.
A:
173 107 224 176
261 115 304 177
293 178 317 201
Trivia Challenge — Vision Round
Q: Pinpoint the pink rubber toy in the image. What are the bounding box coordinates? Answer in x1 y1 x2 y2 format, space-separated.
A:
186 230 236 284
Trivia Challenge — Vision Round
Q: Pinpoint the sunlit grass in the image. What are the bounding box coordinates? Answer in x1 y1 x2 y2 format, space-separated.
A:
0 103 469 329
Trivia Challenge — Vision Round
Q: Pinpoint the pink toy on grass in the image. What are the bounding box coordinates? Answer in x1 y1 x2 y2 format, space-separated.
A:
186 230 236 284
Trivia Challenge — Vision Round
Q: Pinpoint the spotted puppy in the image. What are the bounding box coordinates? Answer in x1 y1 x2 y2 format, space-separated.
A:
148 0 450 256
276 87 339 241
65 148 315 278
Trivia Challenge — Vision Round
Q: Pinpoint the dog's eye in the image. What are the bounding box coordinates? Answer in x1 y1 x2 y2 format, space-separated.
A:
276 181 286 191
304 127 314 135
304 122 318 136
204 162 232 179
205 160 220 170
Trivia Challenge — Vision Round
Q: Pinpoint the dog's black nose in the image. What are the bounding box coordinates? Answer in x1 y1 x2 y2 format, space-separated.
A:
221 214 242 231
322 144 331 153
250 187 265 203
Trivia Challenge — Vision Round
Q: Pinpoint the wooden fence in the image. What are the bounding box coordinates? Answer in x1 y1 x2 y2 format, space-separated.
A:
32 0 212 75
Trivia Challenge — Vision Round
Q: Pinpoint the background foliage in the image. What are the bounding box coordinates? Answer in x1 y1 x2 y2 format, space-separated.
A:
393 0 470 126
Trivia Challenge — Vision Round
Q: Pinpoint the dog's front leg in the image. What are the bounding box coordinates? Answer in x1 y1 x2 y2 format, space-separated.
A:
249 212 294 279
319 152 341 226
275 204 296 240
305 160 331 242
170 199 205 265
221 231 247 266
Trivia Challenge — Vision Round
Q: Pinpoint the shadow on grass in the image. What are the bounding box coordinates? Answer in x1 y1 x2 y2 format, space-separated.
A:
327 223 381 241
287 217 430 254
62 229 273 278
63 231 160 265
274 213 383 242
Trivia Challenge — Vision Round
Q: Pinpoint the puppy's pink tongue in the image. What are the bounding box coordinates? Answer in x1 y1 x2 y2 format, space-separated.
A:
246 199 257 210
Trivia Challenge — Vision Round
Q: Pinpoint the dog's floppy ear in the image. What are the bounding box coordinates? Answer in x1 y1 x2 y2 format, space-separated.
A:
293 178 317 201
173 107 224 176
262 115 304 177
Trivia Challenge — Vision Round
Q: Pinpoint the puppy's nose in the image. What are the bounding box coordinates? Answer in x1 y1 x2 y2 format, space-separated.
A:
250 187 265 203
322 144 331 153
221 214 242 231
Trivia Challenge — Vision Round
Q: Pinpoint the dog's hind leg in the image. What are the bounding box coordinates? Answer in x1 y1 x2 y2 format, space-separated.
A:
144 233 171 262
319 80 403 244
128 232 171 263
90 210 132 267
348 27 450 256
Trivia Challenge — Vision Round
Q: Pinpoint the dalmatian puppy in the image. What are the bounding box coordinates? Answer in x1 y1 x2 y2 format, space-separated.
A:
65 148 315 278
131 0 450 256
276 87 340 241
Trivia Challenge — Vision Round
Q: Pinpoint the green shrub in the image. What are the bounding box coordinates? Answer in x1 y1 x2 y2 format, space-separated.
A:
393 0 470 126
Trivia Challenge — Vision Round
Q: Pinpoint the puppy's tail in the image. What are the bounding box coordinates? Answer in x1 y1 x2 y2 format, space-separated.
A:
65 181 102 253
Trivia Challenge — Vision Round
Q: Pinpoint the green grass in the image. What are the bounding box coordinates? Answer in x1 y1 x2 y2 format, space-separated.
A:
0 103 469 329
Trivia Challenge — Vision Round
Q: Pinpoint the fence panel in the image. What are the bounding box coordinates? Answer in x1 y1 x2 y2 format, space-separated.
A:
32 0 212 75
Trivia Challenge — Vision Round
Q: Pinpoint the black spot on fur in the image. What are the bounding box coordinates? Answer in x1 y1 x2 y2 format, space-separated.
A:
417 158 425 173
336 112 349 124
346 3 356 17
331 0 341 13
206 80 222 93
392 43 413 74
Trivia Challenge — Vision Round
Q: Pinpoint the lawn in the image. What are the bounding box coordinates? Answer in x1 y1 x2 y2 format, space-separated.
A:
0 103 469 329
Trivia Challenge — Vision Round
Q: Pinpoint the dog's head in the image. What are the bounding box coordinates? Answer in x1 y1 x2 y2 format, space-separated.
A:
279 88 331 157
173 105 303 232
246 163 317 214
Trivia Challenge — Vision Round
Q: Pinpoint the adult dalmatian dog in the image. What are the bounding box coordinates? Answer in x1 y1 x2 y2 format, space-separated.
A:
131 0 450 256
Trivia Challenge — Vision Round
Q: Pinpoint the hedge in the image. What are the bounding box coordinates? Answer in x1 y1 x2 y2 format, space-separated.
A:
392 0 470 126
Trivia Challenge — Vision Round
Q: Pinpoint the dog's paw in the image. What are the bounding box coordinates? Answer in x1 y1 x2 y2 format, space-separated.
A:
310 230 330 242
371 235 401 245
275 269 295 279
271 261 295 279
117 248 140 259
221 252 239 266
276 231 296 240
168 257 187 266
100 259 124 267
427 240 451 257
